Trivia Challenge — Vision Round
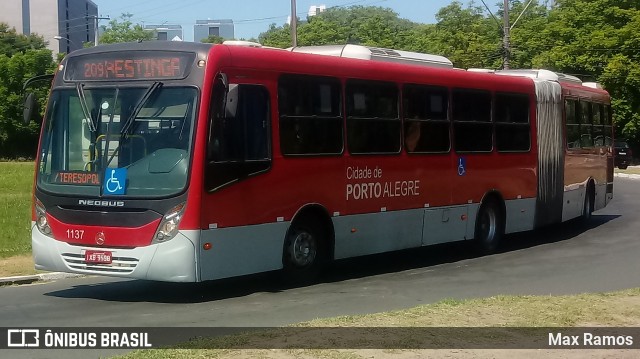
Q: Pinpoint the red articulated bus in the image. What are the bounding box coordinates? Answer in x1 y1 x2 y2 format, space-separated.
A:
27 41 613 282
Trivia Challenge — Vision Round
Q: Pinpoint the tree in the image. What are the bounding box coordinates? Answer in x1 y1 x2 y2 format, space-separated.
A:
0 23 47 57
99 13 154 44
310 6 415 48
259 23 293 48
531 0 640 143
503 1 551 69
402 1 551 70
418 1 502 69
297 15 350 46
259 6 417 49
0 23 55 158
201 35 225 44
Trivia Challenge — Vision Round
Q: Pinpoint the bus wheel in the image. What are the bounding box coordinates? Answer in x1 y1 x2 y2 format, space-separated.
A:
474 199 503 254
582 185 594 221
282 219 325 282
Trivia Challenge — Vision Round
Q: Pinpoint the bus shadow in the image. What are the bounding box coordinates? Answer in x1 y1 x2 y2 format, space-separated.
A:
322 214 619 283
500 214 619 252
44 214 619 304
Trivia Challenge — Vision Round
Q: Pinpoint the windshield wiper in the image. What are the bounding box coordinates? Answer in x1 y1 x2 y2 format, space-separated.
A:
120 81 163 135
75 83 96 132
102 88 120 173
76 83 99 172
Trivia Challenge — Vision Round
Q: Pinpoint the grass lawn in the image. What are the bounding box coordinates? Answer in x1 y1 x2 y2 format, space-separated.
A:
0 162 34 260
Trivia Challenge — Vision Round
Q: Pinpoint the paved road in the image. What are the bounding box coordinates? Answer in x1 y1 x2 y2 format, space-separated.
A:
2 178 640 358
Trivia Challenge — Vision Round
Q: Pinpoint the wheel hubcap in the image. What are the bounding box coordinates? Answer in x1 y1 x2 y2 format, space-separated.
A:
480 210 497 242
291 231 316 267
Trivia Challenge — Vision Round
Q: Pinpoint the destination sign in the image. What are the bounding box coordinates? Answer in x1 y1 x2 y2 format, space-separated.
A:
53 171 101 186
64 51 195 81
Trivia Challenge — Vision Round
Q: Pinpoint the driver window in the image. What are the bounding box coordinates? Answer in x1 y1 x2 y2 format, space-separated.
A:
206 79 271 191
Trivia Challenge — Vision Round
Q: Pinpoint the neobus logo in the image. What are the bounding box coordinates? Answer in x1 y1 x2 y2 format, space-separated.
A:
78 199 125 207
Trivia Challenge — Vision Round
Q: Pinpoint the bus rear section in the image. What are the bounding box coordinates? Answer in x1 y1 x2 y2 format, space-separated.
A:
519 71 614 227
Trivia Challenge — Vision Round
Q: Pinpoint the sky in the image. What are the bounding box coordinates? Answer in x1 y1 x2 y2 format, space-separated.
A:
91 0 463 42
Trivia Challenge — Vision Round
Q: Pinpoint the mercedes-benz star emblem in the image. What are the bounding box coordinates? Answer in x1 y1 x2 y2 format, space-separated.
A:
95 232 105 246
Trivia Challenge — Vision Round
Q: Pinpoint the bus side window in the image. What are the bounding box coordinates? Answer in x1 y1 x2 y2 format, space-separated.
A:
402 84 450 153
592 103 604 147
346 80 400 154
603 105 613 146
580 100 593 148
494 93 530 152
206 79 271 191
278 74 343 156
452 89 492 152
565 99 580 149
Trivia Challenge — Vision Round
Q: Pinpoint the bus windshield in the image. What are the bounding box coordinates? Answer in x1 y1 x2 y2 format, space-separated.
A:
37 86 198 198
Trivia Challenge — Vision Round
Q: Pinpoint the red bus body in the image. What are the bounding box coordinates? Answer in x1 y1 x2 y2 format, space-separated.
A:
30 43 613 282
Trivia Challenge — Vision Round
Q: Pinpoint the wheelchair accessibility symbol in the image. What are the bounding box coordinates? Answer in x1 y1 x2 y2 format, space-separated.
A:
103 168 127 195
457 157 466 176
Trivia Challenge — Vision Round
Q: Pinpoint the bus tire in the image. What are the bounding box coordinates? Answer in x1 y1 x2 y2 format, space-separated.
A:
282 218 326 283
474 198 503 254
582 183 595 221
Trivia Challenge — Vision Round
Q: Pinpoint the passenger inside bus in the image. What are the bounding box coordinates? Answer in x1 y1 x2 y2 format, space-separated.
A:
405 120 421 152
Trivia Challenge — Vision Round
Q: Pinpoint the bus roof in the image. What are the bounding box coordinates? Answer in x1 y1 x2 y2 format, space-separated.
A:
494 69 583 84
219 44 534 94
64 41 213 58
289 44 454 69
466 68 608 98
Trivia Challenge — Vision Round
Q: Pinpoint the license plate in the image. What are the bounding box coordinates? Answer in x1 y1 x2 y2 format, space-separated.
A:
619 152 626 155
84 250 112 264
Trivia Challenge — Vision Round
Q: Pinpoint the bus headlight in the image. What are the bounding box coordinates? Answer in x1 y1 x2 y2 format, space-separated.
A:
152 202 186 244
35 197 53 237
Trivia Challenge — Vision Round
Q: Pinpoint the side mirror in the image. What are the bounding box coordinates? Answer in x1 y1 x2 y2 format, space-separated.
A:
23 92 38 124
22 73 55 125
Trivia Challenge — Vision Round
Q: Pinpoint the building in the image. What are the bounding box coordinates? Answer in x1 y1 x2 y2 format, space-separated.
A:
288 5 326 25
194 19 234 42
0 0 98 55
144 24 183 41
308 5 326 17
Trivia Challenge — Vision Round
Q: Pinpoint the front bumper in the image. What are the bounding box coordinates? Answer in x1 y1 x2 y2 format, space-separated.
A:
32 223 199 282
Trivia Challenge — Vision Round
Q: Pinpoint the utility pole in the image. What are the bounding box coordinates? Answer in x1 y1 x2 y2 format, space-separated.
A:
484 0 534 69
89 15 110 46
503 0 510 69
290 0 297 47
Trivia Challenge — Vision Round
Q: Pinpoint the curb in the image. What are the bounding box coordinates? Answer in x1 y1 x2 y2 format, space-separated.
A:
614 172 640 179
0 272 84 287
